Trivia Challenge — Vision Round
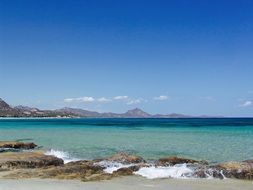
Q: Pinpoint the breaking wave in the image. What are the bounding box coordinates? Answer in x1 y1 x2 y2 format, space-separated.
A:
43 150 226 180
134 164 194 179
97 160 136 174
45 149 80 164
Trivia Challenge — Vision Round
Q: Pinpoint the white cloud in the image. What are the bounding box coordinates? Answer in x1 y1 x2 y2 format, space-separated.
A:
97 97 111 102
154 95 169 101
79 97 95 102
64 96 95 103
126 98 147 105
114 96 128 100
127 99 141 105
240 101 252 107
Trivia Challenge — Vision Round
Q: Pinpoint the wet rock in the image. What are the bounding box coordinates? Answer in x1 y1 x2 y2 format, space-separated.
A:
0 148 21 153
156 156 208 166
40 160 106 179
112 165 145 176
0 152 64 169
113 167 134 176
0 141 37 149
2 159 112 181
193 170 207 178
215 161 253 180
193 166 224 179
106 152 146 164
1 158 149 181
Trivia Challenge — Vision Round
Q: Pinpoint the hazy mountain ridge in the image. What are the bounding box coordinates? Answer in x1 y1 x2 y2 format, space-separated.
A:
0 98 217 118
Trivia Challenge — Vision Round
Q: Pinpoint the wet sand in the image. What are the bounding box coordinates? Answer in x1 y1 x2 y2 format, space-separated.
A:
0 176 252 190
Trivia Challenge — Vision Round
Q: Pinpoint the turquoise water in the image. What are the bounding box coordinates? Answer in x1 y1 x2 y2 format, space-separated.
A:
0 118 253 163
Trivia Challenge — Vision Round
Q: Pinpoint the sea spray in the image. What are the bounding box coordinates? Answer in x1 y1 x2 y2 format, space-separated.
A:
45 149 80 163
133 164 194 179
97 160 136 174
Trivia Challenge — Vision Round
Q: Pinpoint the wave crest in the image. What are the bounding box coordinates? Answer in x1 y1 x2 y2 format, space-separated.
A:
134 164 195 179
97 160 135 174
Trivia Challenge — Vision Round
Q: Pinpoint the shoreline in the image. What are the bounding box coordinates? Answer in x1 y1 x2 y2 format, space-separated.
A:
1 176 253 190
0 142 253 181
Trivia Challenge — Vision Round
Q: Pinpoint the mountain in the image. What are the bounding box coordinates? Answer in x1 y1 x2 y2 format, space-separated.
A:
0 98 216 118
122 108 151 118
0 98 11 109
0 98 21 117
14 105 39 112
57 108 151 118
0 99 76 118
57 107 102 118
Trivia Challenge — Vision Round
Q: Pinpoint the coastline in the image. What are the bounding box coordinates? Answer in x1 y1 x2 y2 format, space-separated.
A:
1 176 253 190
1 119 253 184
0 117 78 120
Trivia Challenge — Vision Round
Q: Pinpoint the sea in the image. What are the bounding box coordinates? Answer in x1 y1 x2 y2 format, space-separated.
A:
0 118 253 179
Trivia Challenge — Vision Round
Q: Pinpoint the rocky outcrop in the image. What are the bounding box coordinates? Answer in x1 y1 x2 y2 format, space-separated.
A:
2 159 147 181
106 152 146 164
0 152 64 169
0 141 37 149
0 98 21 117
2 159 112 181
214 161 253 180
1 143 253 181
155 156 208 166
36 160 109 181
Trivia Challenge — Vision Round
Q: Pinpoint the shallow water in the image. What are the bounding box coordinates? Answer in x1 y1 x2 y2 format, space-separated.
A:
0 118 253 163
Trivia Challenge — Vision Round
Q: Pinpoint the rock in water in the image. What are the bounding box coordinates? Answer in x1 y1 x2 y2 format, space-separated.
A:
0 141 37 149
215 161 253 180
0 152 64 169
106 152 146 164
112 165 146 176
156 156 208 166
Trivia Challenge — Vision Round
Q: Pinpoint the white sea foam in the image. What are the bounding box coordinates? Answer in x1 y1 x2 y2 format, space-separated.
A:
98 161 135 174
134 164 194 179
45 149 80 164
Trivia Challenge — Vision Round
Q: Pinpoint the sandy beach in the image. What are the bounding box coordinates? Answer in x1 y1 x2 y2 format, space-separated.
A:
1 177 253 190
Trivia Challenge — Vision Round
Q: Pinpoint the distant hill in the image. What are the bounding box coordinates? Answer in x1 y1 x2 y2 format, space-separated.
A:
122 108 151 118
0 98 219 118
0 98 21 117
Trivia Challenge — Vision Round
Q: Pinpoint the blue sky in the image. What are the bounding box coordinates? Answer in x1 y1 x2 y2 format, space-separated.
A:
0 0 253 116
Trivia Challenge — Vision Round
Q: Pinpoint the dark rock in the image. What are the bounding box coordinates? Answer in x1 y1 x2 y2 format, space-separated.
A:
194 170 207 178
0 141 37 149
41 160 105 179
156 156 208 166
193 167 225 179
0 148 20 153
0 152 64 169
107 152 146 164
2 159 112 181
112 165 144 176
214 161 253 180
